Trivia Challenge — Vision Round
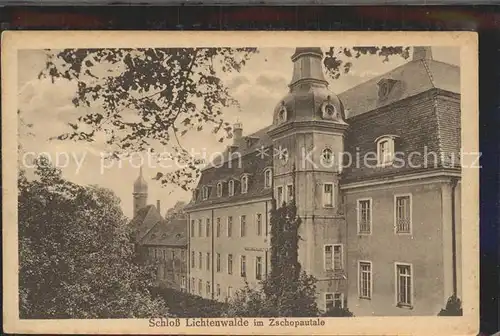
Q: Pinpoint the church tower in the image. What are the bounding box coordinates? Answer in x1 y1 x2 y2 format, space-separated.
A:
268 47 349 309
133 166 148 217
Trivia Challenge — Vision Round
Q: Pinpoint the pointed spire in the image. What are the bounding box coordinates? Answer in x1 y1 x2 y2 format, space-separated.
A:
413 47 433 61
133 164 148 194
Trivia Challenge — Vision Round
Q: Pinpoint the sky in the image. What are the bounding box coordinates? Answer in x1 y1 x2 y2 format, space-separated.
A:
17 46 460 219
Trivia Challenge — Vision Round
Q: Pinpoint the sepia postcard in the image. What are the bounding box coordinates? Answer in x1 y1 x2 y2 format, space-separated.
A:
2 31 479 335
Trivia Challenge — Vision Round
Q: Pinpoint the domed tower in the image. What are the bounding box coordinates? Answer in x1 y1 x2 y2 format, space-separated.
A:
268 47 349 309
133 166 148 217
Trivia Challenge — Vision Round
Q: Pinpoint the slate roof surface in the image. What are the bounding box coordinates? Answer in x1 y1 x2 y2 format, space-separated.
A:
140 217 188 247
129 205 162 243
188 57 461 207
338 59 460 118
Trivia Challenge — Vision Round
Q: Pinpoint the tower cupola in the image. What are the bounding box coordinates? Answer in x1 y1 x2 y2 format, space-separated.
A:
271 47 346 127
133 165 148 194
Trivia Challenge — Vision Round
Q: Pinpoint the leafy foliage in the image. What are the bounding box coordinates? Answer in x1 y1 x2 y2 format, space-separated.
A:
38 46 409 191
437 295 463 316
225 197 320 317
40 47 257 191
18 156 167 318
151 287 227 318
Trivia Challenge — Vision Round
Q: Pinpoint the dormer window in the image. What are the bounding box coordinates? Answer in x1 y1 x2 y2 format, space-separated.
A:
278 102 287 123
202 186 209 200
264 168 273 189
228 180 235 196
375 135 398 166
377 79 397 100
216 182 223 197
241 175 249 194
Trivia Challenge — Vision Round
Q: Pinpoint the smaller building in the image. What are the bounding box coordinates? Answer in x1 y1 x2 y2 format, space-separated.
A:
129 168 188 292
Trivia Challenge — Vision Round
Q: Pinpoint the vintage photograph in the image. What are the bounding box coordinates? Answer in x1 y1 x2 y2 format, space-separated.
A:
3 31 478 334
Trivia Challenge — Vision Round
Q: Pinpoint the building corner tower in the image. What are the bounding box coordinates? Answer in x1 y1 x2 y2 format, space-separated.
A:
267 47 349 311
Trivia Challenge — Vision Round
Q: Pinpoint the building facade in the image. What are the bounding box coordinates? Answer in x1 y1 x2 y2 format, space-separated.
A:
130 170 188 292
184 47 462 316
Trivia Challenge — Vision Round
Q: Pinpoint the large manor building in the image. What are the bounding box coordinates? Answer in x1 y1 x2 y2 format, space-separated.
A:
183 46 461 316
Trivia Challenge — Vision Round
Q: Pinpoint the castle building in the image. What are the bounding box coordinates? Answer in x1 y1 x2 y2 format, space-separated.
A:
130 168 188 292
184 47 462 316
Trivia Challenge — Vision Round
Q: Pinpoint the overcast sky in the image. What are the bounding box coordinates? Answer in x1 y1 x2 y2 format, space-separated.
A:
18 47 460 219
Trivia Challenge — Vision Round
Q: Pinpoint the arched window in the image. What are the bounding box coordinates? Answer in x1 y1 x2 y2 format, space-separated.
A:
216 182 223 197
375 135 397 166
264 168 273 189
241 175 249 194
228 180 235 196
321 148 333 166
202 186 209 200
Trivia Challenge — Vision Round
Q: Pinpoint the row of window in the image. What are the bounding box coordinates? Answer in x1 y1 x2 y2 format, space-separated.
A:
190 278 235 299
197 169 273 201
276 183 335 208
357 261 413 307
148 247 186 262
190 251 264 280
190 214 265 238
357 194 412 234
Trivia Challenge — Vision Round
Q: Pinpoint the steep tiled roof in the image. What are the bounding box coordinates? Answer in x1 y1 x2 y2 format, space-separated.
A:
140 217 188 247
129 205 163 243
202 125 273 171
341 89 461 183
339 59 460 118
186 144 273 211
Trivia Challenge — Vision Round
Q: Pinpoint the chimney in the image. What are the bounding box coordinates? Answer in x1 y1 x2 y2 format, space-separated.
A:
289 47 329 89
156 200 161 214
412 46 433 61
233 122 243 145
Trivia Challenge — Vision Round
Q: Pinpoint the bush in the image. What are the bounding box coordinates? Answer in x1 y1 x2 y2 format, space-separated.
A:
438 295 463 316
152 287 227 317
323 306 355 317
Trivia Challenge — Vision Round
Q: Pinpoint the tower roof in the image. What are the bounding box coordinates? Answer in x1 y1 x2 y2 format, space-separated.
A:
133 166 148 193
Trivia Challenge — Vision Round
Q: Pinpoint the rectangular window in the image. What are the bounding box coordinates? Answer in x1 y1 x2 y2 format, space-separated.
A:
256 213 262 236
198 219 203 237
325 293 344 310
324 244 343 270
191 277 195 293
256 256 262 280
227 216 233 237
323 183 334 207
206 252 210 271
240 215 246 237
229 180 234 196
287 184 294 202
227 286 233 298
396 263 413 307
264 169 272 188
216 253 221 272
227 254 233 275
216 217 221 237
198 279 202 295
395 195 411 233
216 284 221 297
191 251 195 269
190 220 195 237
217 183 222 197
181 250 186 262
206 281 211 296
276 186 284 206
357 199 372 234
181 276 186 291
359 261 372 299
198 252 202 269
206 218 211 237
240 255 246 277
